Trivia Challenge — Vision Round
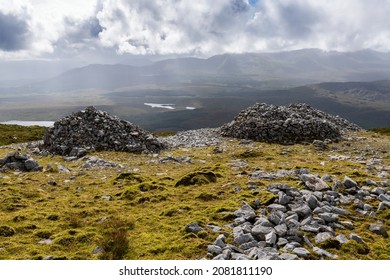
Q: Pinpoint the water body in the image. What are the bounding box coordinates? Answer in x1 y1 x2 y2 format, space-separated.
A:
0 121 54 127
144 103 197 110
144 103 175 110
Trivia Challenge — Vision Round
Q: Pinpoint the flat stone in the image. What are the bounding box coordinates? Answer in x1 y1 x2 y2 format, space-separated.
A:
292 204 312 218
349 233 364 244
38 239 53 245
335 234 349 244
378 194 390 202
279 253 299 260
277 238 288 247
306 195 319 210
234 233 255 245
331 207 349 215
378 201 390 211
254 217 274 227
371 187 385 195
292 247 310 258
234 202 256 221
265 231 277 245
319 213 339 223
343 176 358 188
301 174 330 191
185 222 204 234
267 204 287 212
268 210 285 225
369 224 389 238
274 223 288 237
208 245 223 255
240 241 259 250
315 232 334 244
251 225 274 239
278 191 290 205
301 225 320 233
313 247 337 259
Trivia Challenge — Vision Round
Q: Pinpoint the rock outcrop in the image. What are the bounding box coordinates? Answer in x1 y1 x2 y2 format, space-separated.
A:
42 106 165 155
220 103 361 144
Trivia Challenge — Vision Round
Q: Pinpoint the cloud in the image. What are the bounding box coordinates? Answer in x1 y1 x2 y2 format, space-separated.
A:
0 12 30 51
3 0 390 59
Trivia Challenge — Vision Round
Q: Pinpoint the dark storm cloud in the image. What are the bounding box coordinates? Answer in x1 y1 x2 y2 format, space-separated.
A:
0 12 30 51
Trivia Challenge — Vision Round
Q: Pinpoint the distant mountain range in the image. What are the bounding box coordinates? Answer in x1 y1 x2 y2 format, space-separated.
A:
27 49 390 92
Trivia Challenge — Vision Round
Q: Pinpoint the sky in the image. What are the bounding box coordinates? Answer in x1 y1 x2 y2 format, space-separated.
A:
1 0 390 61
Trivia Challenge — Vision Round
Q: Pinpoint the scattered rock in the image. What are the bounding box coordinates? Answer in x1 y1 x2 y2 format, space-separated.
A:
185 222 204 234
369 224 389 238
0 152 42 172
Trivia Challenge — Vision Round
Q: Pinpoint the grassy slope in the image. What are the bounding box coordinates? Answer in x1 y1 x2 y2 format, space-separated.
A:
0 127 389 260
0 124 46 146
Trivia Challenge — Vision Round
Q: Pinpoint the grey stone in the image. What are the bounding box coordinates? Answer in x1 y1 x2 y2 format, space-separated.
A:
292 204 312 218
371 187 385 195
331 207 349 215
234 202 256 221
208 245 223 255
254 217 274 227
366 178 377 186
335 234 349 244
267 204 287 212
378 194 390 202
378 201 390 211
215 238 226 248
292 247 310 258
251 225 274 239
247 247 268 260
240 241 259 250
268 210 285 225
300 225 320 233
234 233 255 245
92 246 104 255
369 224 389 238
222 249 232 260
349 234 364 244
313 247 337 259
306 195 319 210
274 224 288 237
231 253 251 260
363 204 373 211
301 174 330 191
277 238 288 247
343 176 358 188
185 222 204 234
319 213 339 223
315 232 334 244
265 231 277 245
280 253 299 260
278 191 290 205
303 235 314 248
38 239 53 245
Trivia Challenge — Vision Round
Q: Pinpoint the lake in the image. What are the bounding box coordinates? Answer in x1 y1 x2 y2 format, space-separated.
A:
0 121 54 127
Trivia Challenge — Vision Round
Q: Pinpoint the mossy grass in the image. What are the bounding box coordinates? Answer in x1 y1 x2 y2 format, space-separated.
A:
0 124 45 146
0 130 389 259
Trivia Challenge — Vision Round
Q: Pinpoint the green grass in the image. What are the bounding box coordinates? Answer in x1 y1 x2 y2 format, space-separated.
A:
0 124 45 146
370 127 390 135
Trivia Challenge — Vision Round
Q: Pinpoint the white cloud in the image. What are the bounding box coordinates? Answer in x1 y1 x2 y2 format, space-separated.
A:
2 0 390 59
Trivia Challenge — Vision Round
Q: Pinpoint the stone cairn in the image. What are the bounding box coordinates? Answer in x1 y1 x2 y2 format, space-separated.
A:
42 106 165 156
220 103 361 144
0 152 42 172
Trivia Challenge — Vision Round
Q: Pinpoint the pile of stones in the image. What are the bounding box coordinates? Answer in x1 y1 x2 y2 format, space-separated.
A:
0 152 41 172
219 103 361 144
42 106 165 155
206 170 390 260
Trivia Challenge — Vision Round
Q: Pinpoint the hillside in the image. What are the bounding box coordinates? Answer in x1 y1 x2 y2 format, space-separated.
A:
0 125 389 260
